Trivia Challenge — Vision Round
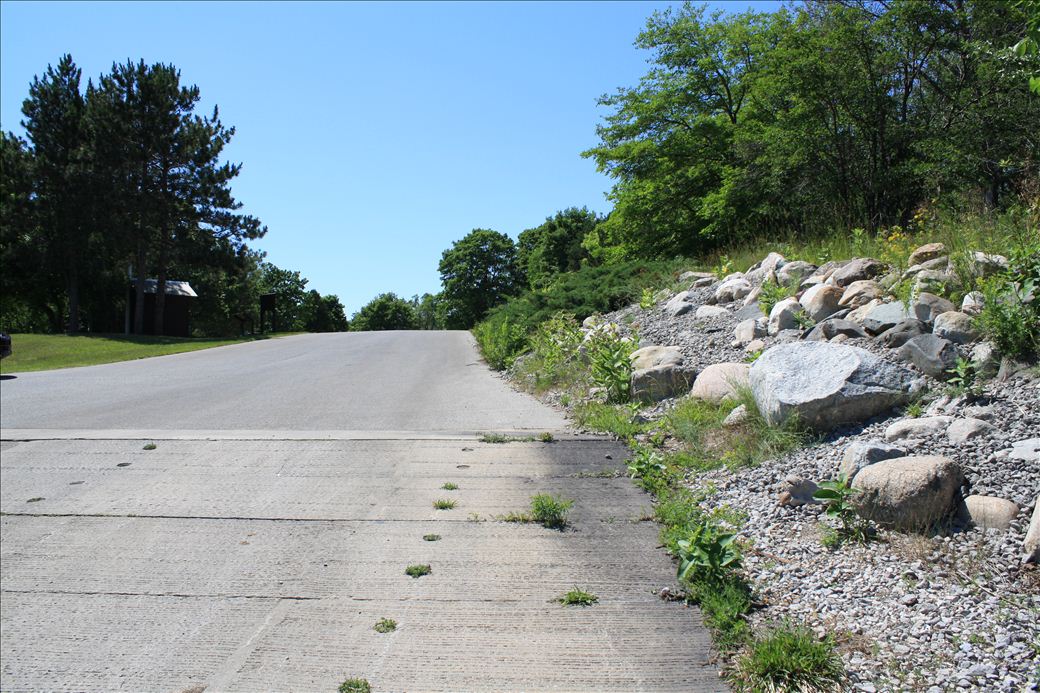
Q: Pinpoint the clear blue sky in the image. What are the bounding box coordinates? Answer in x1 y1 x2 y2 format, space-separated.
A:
1 1 779 315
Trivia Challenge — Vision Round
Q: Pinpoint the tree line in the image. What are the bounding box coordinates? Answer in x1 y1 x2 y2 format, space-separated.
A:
1 55 348 336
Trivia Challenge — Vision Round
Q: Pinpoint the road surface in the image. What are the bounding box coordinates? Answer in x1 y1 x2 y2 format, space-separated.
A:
0 331 720 692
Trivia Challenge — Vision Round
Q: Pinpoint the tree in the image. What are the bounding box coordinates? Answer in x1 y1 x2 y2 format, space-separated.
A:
350 293 418 331
20 54 89 333
516 207 598 289
301 290 348 332
257 262 308 331
438 229 521 328
411 293 444 330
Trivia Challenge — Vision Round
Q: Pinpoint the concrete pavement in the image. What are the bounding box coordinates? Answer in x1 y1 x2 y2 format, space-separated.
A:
0 332 721 692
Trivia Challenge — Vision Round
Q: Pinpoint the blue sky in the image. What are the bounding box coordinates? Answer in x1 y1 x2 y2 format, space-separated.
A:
1 1 779 315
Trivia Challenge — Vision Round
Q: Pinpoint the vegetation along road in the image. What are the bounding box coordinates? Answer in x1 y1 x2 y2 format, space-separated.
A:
0 331 721 692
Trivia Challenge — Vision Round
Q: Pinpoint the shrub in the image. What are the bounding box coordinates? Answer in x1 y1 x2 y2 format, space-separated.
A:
557 587 598 606
473 314 529 370
405 564 431 578
587 328 635 403
676 524 742 585
338 679 371 693
757 278 797 317
974 272 1039 360
813 474 872 545
573 402 649 440
530 493 573 529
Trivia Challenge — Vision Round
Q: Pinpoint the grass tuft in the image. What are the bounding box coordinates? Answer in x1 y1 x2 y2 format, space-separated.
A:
142 442 157 450
422 534 441 542
433 499 457 510
557 587 598 606
530 493 573 529
440 482 459 490
337 679 371 693
732 623 845 692
373 617 397 633
405 564 431 578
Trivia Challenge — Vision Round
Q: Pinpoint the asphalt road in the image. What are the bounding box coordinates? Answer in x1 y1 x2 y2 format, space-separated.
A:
0 331 565 432
0 332 720 692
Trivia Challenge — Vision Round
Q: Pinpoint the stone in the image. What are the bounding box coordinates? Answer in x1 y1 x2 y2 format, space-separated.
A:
908 242 946 266
679 270 714 284
734 318 766 344
582 315 602 329
690 362 750 402
831 257 887 287
852 456 964 531
630 345 683 371
1008 438 1040 462
969 251 1009 277
962 495 1019 531
652 288 672 303
877 319 929 348
751 251 787 274
947 417 996 444
631 364 691 402
804 319 868 342
846 298 884 324
932 311 979 345
913 269 956 294
745 339 766 354
861 301 913 335
768 297 804 335
777 260 816 286
840 441 906 480
779 475 819 507
664 291 695 317
838 280 882 309
898 334 958 379
695 304 729 319
911 292 956 323
742 285 762 307
799 284 844 322
885 416 954 441
1024 497 1040 564
970 341 1000 378
714 277 753 304
749 342 917 431
734 303 765 321
722 404 749 427
961 291 984 315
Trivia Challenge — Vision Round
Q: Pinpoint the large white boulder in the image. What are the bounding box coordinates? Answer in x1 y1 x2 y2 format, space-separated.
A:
962 495 1019 531
714 277 753 304
932 311 979 344
664 291 695 317
799 284 843 322
768 297 804 335
852 455 964 531
749 342 917 431
630 345 683 371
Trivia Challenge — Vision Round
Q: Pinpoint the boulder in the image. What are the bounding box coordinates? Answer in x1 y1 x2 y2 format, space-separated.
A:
831 258 887 287
652 288 672 303
690 362 750 402
714 277 753 304
969 251 1008 277
745 339 766 354
679 270 715 284
581 315 603 329
722 404 749 427
1024 497 1040 564
970 341 1000 378
846 298 884 325
692 276 715 288
696 305 730 319
804 319 868 342
749 342 917 431
742 285 763 307
947 417 997 444
961 291 984 315
734 318 766 344
840 441 906 480
799 284 844 322
861 301 913 335
911 292 956 323
885 416 953 442
962 495 1019 531
778 260 816 286
913 269 956 294
631 364 691 402
932 311 979 345
768 297 804 335
852 455 964 531
877 319 929 348
908 242 946 266
664 291 695 317
630 345 684 371
1008 438 1040 462
898 334 958 379
734 303 766 321
838 280 882 309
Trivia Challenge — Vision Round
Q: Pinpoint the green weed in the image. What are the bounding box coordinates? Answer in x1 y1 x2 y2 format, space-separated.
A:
813 475 873 545
441 482 459 490
433 499 457 510
557 587 598 606
337 678 371 693
405 564 431 578
142 443 156 450
373 618 397 633
530 493 573 529
422 534 441 542
573 402 649 440
732 623 845 692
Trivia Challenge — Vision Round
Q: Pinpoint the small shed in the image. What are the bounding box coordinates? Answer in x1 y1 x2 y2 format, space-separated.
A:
129 279 198 337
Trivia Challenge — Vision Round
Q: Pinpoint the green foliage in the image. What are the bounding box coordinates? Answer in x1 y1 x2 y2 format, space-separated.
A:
472 313 528 370
516 207 599 290
627 447 667 481
441 482 458 490
539 432 555 443
529 493 573 529
373 618 397 633
573 402 650 440
732 624 845 692
433 499 457 510
556 587 598 607
757 279 795 317
422 534 441 542
945 357 982 397
337 678 371 693
350 292 418 331
405 564 431 578
974 241 1040 359
676 524 742 585
438 228 521 329
530 312 583 376
142 443 156 451
813 475 872 545
586 328 635 403
639 287 656 310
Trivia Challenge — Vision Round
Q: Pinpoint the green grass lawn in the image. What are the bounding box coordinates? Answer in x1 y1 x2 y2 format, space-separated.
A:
0 332 302 373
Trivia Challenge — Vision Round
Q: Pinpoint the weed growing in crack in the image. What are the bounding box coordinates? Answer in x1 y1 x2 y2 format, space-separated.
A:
423 534 441 542
557 587 598 606
405 564 431 578
433 499 457 510
530 493 573 529
338 679 371 693
373 618 397 633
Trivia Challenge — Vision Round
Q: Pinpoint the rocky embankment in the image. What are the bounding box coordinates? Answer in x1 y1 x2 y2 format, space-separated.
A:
522 246 1040 691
